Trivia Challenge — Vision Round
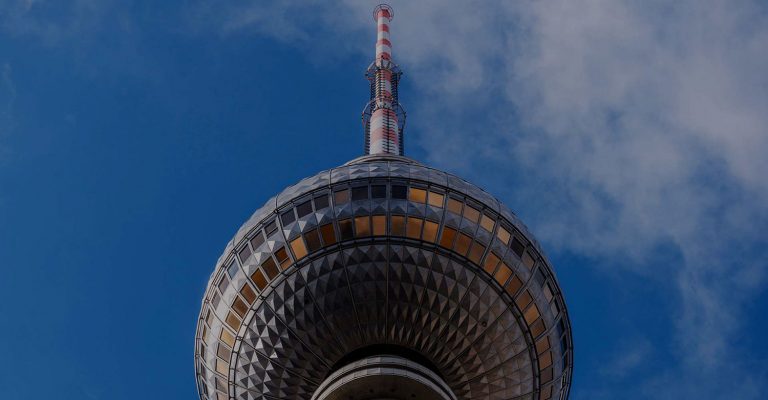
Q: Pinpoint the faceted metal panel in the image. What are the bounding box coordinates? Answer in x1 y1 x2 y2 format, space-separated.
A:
195 155 573 400
232 244 532 399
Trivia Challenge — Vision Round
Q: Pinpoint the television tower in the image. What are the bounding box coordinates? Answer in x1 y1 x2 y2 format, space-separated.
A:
194 5 573 400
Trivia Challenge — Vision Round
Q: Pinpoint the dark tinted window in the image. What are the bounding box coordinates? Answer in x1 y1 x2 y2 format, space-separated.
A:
510 237 525 257
351 186 368 201
217 275 228 293
305 229 322 252
391 185 407 199
280 209 296 225
250 231 265 249
334 189 350 204
264 220 278 236
314 194 329 210
339 219 354 240
238 245 252 263
227 260 239 279
371 185 387 198
296 200 313 218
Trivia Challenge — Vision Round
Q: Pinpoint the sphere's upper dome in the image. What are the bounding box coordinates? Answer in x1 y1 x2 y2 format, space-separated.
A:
195 155 573 400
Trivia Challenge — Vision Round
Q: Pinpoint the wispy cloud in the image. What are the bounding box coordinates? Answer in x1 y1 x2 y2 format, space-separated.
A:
599 338 652 379
7 0 766 397
0 0 112 44
196 0 768 397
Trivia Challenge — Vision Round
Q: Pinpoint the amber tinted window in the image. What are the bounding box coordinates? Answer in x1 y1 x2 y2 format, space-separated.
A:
240 284 256 304
372 215 386 236
494 263 512 285
391 216 406 236
225 312 241 330
447 198 463 215
422 221 439 242
455 233 472 255
406 217 423 239
251 268 268 290
354 216 371 237
338 219 354 240
304 229 322 252
536 336 551 354
216 359 228 375
391 185 407 199
334 189 350 204
427 191 444 208
480 214 495 232
319 223 337 245
505 275 523 296
531 319 546 338
351 186 368 201
261 258 279 279
439 227 457 248
216 342 230 359
464 206 481 223
296 200 313 218
515 289 533 309
314 194 329 210
496 226 511 245
290 237 308 260
409 188 427 203
275 247 289 265
524 304 540 324
232 297 248 317
483 252 500 274
371 185 386 199
280 209 296 225
468 242 485 264
538 351 553 369
220 329 235 347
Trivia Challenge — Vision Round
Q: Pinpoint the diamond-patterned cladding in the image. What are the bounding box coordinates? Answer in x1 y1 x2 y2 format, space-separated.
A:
196 156 573 400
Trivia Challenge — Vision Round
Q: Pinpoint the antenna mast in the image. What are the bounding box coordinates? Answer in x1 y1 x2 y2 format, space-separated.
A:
362 4 406 156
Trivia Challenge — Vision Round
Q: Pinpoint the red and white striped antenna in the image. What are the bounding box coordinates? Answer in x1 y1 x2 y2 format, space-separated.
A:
362 4 406 156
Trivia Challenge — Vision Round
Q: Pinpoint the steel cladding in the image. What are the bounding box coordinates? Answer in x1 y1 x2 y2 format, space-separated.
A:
194 155 573 400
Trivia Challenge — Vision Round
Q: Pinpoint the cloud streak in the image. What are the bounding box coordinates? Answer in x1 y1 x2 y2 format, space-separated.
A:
199 0 768 397
7 0 766 397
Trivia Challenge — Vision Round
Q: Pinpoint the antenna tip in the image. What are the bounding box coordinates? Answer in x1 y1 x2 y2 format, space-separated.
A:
373 4 394 21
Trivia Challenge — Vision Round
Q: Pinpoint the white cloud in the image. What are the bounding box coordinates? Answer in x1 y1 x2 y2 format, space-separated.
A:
10 0 765 397
0 0 111 43
203 0 768 396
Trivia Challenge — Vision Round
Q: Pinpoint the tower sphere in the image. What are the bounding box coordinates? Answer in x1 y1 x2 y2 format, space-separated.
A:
194 156 573 399
194 5 572 400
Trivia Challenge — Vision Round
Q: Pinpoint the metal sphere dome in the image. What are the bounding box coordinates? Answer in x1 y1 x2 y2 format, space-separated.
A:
194 155 573 400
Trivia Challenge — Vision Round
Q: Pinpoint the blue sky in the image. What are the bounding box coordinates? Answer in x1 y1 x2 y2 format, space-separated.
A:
1 1 767 399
